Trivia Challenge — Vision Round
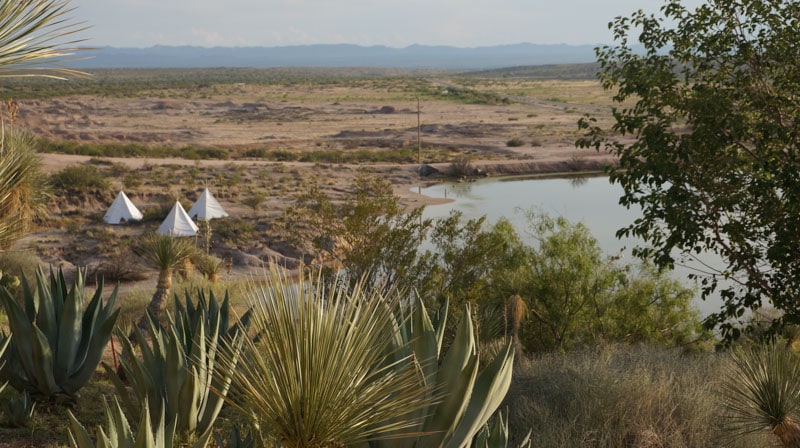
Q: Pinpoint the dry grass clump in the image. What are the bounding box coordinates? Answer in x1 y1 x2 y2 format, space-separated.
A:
505 344 772 447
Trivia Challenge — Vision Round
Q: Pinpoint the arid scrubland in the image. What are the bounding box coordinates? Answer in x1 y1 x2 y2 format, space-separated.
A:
5 68 617 278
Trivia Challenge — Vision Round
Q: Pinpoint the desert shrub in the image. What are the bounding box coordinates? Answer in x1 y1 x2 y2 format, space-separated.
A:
91 248 148 283
214 217 256 245
506 137 525 147
0 250 42 287
177 145 229 160
449 156 474 177
505 344 770 447
50 165 111 192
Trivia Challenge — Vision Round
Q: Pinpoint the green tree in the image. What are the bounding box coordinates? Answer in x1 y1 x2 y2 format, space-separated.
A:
508 213 704 352
282 173 430 290
578 0 800 338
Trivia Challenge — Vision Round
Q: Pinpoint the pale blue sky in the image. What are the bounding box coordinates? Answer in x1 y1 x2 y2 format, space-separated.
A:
71 0 704 48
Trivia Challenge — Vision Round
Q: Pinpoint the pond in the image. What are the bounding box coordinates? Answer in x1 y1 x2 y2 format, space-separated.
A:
418 174 725 317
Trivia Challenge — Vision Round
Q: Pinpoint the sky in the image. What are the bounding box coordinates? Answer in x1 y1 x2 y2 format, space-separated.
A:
70 0 706 48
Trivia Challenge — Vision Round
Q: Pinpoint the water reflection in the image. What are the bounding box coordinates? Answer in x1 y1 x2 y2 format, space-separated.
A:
419 175 724 317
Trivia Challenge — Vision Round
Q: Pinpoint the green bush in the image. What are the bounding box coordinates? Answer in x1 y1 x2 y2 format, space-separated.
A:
506 138 525 147
50 165 111 192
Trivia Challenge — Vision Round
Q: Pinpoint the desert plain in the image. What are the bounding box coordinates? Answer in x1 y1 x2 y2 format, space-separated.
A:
3 68 619 297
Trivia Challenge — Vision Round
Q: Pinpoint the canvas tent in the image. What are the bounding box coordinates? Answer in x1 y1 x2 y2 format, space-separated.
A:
156 202 199 236
103 191 143 224
188 188 228 221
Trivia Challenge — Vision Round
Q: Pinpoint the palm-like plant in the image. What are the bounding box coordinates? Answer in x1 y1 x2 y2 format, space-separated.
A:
720 342 800 447
0 0 89 79
0 0 88 249
218 269 436 448
137 233 197 322
0 129 49 249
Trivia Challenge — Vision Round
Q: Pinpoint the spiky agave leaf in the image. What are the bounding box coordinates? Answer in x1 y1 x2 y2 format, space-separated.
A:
0 0 90 79
720 342 800 444
219 268 435 448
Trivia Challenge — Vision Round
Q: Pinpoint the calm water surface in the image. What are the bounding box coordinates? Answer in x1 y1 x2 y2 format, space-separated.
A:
419 174 724 317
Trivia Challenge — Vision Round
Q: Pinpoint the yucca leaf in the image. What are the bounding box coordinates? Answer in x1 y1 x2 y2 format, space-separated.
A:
435 299 449 357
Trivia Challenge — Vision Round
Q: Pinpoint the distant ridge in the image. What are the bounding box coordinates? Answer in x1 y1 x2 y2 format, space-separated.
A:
72 43 601 70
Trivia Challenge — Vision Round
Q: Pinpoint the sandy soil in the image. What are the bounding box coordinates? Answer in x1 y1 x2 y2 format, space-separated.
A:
11 79 618 284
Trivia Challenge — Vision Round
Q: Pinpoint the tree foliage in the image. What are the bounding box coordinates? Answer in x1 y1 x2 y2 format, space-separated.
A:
282 173 430 290
284 176 705 351
578 0 800 338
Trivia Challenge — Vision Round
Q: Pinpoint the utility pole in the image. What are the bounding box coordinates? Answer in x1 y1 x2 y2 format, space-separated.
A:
417 95 421 194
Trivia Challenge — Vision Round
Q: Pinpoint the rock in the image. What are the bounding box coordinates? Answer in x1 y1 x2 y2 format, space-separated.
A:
419 164 440 177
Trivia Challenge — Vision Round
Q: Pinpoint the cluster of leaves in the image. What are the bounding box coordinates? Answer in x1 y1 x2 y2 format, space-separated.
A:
578 0 800 339
50 165 111 192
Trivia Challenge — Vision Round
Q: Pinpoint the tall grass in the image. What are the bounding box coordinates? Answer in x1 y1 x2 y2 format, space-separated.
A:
505 344 773 447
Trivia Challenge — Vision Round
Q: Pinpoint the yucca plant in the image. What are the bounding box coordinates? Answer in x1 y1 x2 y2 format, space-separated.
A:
373 300 515 448
0 0 89 79
0 267 119 402
68 398 211 448
0 129 51 250
107 306 240 443
136 233 198 324
720 342 800 447
217 268 437 448
192 254 225 283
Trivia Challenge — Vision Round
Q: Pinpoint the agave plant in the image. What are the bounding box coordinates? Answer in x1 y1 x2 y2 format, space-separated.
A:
0 389 35 428
107 301 240 442
68 398 211 448
373 299 515 448
173 288 251 344
0 267 119 402
217 268 437 448
471 410 531 448
720 342 800 447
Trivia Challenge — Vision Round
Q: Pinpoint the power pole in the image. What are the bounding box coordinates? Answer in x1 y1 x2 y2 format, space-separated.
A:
417 95 422 194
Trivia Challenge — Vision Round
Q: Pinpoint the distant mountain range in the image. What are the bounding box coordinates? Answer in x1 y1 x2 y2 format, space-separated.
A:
72 43 603 70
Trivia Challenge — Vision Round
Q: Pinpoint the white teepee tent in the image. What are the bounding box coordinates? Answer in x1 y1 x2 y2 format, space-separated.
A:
188 187 228 221
156 202 199 236
103 191 143 224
